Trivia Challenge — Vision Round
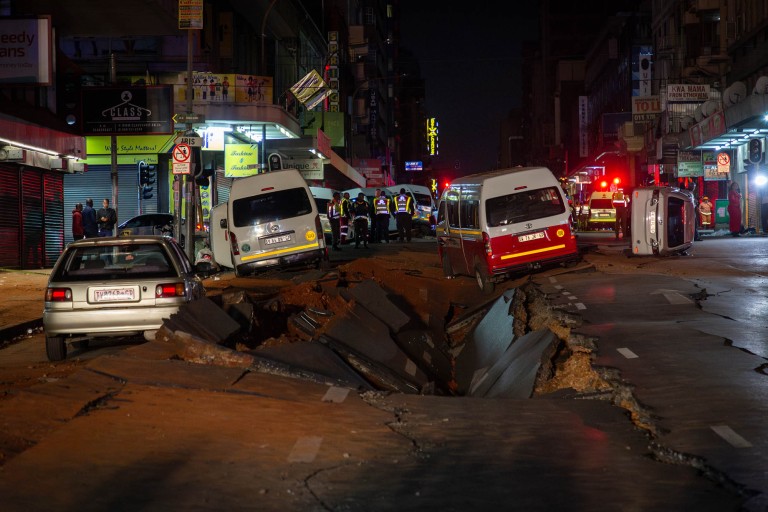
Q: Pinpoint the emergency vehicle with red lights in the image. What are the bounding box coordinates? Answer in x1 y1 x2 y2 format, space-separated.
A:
436 166 580 294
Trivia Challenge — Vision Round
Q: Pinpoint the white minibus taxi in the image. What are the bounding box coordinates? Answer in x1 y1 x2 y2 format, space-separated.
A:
437 166 580 294
211 169 328 276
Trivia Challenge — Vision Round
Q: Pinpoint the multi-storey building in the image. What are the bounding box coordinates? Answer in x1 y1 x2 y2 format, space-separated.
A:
0 0 413 268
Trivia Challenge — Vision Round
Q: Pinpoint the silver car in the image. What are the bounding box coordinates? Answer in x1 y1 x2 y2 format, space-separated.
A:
43 236 207 361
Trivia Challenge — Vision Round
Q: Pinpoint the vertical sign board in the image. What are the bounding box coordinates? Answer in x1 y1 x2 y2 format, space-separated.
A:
427 118 439 156
578 96 588 158
179 0 203 29
327 31 340 112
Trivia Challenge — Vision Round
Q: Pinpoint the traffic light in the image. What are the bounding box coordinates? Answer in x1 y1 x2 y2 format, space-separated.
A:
749 138 762 163
138 161 156 200
138 161 156 186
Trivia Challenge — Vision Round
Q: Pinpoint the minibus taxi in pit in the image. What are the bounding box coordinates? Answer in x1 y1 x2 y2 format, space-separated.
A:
436 166 580 294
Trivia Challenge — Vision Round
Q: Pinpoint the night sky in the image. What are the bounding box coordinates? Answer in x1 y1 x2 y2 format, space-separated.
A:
398 3 540 176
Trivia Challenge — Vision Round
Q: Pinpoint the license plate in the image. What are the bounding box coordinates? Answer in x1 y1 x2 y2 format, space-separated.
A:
264 234 292 245
518 231 545 242
93 287 137 302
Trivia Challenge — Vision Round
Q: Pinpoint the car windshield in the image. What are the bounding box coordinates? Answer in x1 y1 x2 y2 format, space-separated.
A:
485 186 566 227
232 187 313 227
52 243 177 281
413 192 433 207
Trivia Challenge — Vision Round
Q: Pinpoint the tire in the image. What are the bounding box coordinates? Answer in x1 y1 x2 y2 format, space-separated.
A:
441 254 453 278
475 264 495 295
46 335 66 362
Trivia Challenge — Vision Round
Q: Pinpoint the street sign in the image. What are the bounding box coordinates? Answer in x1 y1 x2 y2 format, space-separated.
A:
173 162 191 175
173 143 192 163
175 135 203 147
173 112 205 124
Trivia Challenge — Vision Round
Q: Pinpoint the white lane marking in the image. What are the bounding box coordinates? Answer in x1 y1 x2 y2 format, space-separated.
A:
422 350 432 364
322 386 349 403
651 288 693 305
405 359 417 376
288 436 323 462
549 277 558 283
575 303 586 310
617 347 638 359
711 425 753 448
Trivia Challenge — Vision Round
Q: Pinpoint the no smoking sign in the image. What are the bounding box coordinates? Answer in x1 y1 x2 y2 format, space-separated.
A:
173 143 192 163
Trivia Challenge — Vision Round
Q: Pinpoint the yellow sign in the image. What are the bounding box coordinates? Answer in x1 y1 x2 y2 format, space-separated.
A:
224 144 260 178
86 135 176 155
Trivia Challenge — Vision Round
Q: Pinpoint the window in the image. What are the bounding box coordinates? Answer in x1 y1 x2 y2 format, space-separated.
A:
485 186 566 227
232 188 313 227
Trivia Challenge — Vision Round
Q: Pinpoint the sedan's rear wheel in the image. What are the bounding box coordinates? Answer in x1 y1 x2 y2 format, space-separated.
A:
45 335 66 362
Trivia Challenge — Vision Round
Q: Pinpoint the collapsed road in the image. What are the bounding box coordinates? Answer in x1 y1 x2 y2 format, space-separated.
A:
0 239 765 510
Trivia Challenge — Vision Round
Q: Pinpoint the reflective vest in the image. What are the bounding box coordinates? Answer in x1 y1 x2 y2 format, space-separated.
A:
328 200 341 220
340 197 351 218
375 197 390 215
611 192 627 208
395 194 412 214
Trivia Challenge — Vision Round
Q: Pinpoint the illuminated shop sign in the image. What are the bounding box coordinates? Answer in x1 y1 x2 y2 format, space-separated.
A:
427 117 438 156
405 160 423 171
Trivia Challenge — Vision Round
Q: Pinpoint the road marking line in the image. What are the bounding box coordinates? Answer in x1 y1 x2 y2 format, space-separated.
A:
617 347 638 359
288 436 323 462
549 277 558 283
575 302 586 310
322 386 349 403
405 359 418 376
711 425 753 448
422 350 432 364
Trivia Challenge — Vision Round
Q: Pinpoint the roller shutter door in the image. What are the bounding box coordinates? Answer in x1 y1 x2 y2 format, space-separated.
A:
64 164 160 243
0 166 20 267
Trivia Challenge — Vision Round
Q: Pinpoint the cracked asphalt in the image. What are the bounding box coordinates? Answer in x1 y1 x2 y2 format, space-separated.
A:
0 235 766 511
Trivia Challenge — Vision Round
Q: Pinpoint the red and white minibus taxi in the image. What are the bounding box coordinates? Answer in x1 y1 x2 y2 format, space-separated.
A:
436 166 580 294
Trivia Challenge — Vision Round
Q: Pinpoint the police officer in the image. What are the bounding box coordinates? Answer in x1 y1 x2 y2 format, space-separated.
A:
612 189 629 240
394 188 415 242
352 192 370 249
374 191 392 243
327 192 343 250
340 192 352 244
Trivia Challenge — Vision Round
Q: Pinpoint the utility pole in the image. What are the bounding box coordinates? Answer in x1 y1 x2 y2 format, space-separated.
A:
178 0 204 262
109 53 119 227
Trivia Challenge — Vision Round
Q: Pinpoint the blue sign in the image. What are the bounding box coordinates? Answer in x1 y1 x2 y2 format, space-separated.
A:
405 160 423 171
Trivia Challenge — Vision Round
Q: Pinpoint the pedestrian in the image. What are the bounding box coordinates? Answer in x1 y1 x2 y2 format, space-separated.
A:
327 191 343 250
727 181 743 237
699 196 713 230
340 192 352 244
369 189 382 243
394 188 415 242
72 203 84 240
97 198 117 237
374 191 392 243
611 189 629 240
352 192 370 249
82 198 98 238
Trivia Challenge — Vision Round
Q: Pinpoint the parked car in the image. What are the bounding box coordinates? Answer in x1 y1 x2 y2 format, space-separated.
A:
117 213 175 237
43 235 209 361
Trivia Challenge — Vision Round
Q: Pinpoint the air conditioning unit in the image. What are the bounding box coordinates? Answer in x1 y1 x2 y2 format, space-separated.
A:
0 146 24 161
